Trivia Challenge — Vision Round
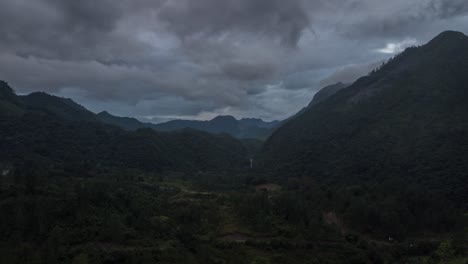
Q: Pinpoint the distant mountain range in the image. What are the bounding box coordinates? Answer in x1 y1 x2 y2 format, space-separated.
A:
96 82 354 139
0 80 280 140
0 81 252 172
1 78 349 141
97 112 280 139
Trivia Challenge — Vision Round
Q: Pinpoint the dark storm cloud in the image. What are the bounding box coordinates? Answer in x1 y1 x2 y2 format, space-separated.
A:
338 0 468 39
0 0 120 56
48 0 122 32
429 0 468 19
0 0 162 61
0 0 467 121
222 62 276 81
158 0 310 47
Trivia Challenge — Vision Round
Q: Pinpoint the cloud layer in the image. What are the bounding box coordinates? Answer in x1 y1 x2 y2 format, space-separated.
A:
1 0 467 121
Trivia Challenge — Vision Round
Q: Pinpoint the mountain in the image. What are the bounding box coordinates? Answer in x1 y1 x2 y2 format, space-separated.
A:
153 115 238 133
262 31 468 201
6 88 277 140
96 110 279 139
20 92 98 122
0 82 251 173
0 85 96 121
285 82 349 122
152 115 278 139
309 82 348 107
0 81 24 116
96 111 151 131
0 81 18 103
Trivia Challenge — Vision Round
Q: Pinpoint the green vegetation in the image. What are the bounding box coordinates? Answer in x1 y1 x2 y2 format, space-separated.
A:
0 165 466 263
0 112 250 173
0 31 467 263
263 30 468 227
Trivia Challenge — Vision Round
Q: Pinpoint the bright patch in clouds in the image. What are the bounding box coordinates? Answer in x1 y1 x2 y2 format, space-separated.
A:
376 39 418 54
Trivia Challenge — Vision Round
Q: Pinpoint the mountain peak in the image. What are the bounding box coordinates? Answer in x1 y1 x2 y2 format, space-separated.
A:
0 81 24 115
22 91 96 122
432 30 467 40
0 81 15 98
426 30 468 49
0 80 11 89
28 91 49 96
98 111 111 116
211 115 238 122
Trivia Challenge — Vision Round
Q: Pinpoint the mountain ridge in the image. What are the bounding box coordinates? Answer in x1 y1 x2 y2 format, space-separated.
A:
262 30 468 204
0 82 279 139
100 112 280 139
0 83 252 173
20 92 98 122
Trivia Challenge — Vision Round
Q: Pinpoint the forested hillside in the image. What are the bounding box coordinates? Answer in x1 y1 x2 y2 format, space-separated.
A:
263 31 468 202
259 31 468 245
0 83 250 173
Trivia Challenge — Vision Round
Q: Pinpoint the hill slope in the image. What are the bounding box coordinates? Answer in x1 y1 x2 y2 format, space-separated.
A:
0 81 24 116
262 31 468 202
309 82 348 107
284 82 349 123
20 92 98 122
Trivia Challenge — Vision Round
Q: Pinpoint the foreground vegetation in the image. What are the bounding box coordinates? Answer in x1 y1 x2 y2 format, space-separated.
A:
0 162 466 264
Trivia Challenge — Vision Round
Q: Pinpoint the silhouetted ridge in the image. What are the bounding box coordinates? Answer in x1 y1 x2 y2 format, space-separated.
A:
0 81 251 173
21 92 97 122
263 31 468 207
211 115 237 122
0 81 18 103
309 82 348 107
97 111 152 131
427 30 468 46
153 115 277 139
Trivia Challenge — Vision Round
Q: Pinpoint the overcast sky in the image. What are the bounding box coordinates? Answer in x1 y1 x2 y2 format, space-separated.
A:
1 0 467 122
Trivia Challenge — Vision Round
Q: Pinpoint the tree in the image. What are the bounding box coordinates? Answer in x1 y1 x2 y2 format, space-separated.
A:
434 241 455 261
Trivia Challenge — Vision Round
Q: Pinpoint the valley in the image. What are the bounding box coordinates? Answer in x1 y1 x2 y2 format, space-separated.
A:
0 31 467 263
